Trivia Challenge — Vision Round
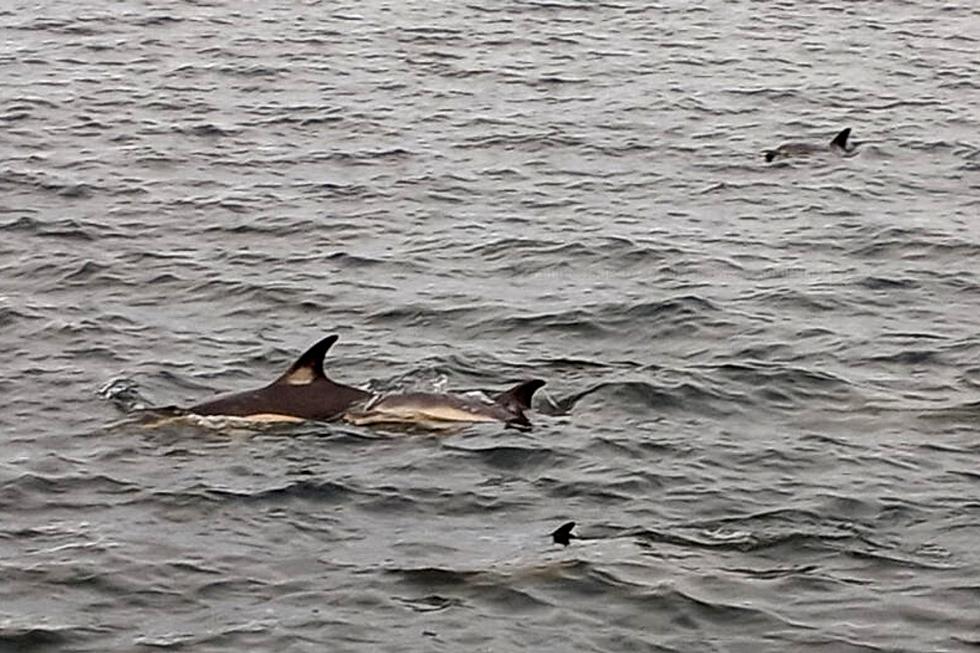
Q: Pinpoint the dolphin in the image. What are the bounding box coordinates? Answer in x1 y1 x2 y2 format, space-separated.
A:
344 379 546 429
189 335 370 422
551 521 577 546
763 127 855 163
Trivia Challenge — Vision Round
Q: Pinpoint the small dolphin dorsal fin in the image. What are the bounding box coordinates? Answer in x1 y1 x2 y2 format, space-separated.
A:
494 379 546 409
830 127 851 150
274 335 339 386
551 521 577 546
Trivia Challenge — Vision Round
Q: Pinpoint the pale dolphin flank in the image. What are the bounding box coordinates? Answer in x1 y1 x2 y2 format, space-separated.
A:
763 127 855 163
190 335 370 422
344 379 546 429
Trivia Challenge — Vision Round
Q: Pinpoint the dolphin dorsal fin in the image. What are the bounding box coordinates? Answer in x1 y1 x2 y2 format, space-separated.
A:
494 379 546 410
274 335 339 386
830 127 851 150
551 521 577 546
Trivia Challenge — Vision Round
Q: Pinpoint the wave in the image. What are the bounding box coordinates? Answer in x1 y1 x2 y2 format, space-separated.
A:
0 623 101 650
550 379 743 416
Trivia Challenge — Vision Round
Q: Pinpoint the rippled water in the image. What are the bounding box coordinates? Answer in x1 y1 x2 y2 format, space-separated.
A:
3 1 980 651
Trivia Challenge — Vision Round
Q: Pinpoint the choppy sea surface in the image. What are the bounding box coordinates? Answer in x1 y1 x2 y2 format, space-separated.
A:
3 1 980 651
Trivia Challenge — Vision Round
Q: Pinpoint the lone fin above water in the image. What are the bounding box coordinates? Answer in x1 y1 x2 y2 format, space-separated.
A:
551 521 577 546
829 127 852 151
273 334 339 386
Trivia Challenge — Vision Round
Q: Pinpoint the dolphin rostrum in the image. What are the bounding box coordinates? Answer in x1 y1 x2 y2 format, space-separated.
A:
189 335 370 422
763 127 855 163
344 379 546 429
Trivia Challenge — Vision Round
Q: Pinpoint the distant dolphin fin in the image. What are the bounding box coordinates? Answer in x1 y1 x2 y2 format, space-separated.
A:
830 127 851 150
551 521 577 546
274 334 339 385
494 379 546 410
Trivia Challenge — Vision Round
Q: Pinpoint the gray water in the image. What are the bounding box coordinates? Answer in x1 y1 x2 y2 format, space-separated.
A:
2 1 980 651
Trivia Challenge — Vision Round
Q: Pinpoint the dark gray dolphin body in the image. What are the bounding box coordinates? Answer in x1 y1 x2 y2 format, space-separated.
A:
190 335 369 422
344 379 545 429
764 127 855 163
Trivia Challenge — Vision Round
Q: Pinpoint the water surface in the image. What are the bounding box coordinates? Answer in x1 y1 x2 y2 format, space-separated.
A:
2 1 980 651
